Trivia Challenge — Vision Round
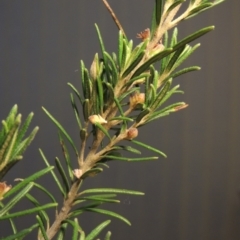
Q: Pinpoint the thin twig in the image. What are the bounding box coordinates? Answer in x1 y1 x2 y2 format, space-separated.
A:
101 0 126 37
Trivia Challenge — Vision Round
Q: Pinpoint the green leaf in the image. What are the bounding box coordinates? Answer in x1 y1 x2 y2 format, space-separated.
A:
132 48 173 78
96 77 104 114
39 149 66 197
0 203 58 220
112 145 141 155
15 112 34 145
85 220 111 240
86 208 131 225
58 132 74 181
42 107 78 156
55 157 70 193
172 26 214 51
104 155 158 161
151 0 164 38
136 108 151 123
170 66 201 79
122 51 145 78
70 93 82 130
80 188 144 196
68 82 84 105
118 30 124 69
187 3 213 18
4 165 54 198
164 45 186 73
0 183 34 217
81 167 103 179
131 139 167 158
104 51 119 87
3 224 38 240
11 126 39 160
167 0 185 14
81 197 119 204
36 215 49 240
83 99 91 122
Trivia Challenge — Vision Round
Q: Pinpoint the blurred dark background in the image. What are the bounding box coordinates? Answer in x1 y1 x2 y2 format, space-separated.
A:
0 1 239 239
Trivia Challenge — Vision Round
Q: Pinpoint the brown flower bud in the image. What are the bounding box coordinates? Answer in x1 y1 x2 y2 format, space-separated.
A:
88 114 107 124
126 128 138 140
129 93 145 109
0 182 11 200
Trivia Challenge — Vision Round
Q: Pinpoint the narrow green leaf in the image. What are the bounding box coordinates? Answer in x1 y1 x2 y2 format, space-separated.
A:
118 30 124 69
67 82 83 105
85 220 111 240
96 77 104 114
36 215 49 240
165 45 186 72
0 183 34 217
81 167 103 179
70 93 82 130
11 126 39 160
131 139 167 158
118 87 140 102
122 51 145 78
132 48 173 78
123 73 150 89
15 112 34 146
83 99 90 122
80 196 119 203
172 26 214 51
80 188 144 196
112 145 141 154
104 155 158 161
86 208 131 225
32 182 56 203
83 69 91 99
136 108 151 123
104 51 119 86
3 224 38 240
58 132 74 181
170 66 201 79
42 107 78 156
4 165 54 198
187 3 213 18
39 149 66 197
109 116 133 122
0 203 58 220
55 157 70 193
167 0 185 13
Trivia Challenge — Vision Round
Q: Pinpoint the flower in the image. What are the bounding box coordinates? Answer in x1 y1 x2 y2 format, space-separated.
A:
137 28 150 41
88 114 107 124
0 182 11 200
129 93 145 109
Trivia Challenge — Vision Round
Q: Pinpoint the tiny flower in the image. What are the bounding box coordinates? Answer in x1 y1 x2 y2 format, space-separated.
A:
126 128 138 140
129 93 145 109
0 182 11 200
137 28 150 41
88 114 107 124
73 169 82 179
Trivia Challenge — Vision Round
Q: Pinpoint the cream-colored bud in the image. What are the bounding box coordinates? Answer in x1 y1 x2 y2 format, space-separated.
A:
90 53 99 80
72 169 82 179
129 93 145 109
88 114 107 124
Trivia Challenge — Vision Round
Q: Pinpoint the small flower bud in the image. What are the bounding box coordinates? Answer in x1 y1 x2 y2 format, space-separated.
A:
0 182 11 200
126 128 138 140
88 114 107 124
90 53 99 80
73 169 82 179
129 93 145 109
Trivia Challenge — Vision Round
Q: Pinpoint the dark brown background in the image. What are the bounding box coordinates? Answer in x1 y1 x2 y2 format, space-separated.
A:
0 1 239 239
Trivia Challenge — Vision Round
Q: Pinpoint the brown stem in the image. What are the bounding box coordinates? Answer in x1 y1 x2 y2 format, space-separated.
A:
43 180 82 240
101 0 126 37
